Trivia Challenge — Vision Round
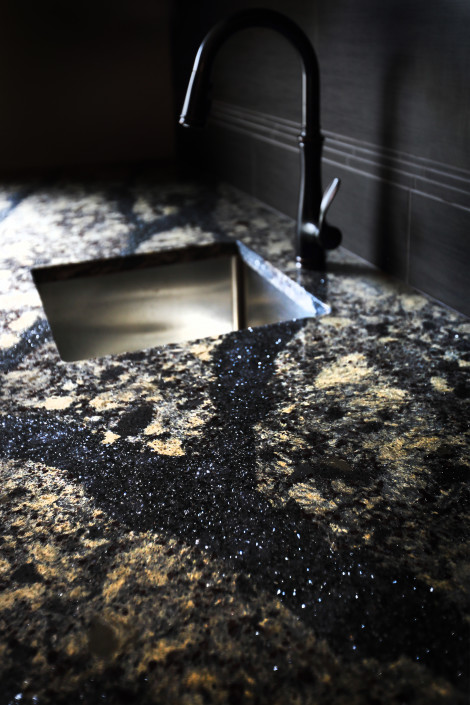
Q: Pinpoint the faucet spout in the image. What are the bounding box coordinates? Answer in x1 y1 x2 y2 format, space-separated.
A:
179 8 341 269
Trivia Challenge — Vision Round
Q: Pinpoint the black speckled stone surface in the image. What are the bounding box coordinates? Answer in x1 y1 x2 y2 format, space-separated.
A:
0 171 469 705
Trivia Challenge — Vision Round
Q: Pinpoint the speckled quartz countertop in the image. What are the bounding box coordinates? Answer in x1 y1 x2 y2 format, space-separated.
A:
0 172 469 705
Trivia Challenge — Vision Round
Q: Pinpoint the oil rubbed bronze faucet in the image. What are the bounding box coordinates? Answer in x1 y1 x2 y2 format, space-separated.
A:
179 8 342 269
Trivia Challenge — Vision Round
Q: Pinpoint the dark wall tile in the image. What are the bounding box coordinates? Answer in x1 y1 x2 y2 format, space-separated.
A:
251 140 299 219
174 0 470 316
176 0 470 171
206 125 255 194
409 195 470 316
315 0 470 171
322 163 409 280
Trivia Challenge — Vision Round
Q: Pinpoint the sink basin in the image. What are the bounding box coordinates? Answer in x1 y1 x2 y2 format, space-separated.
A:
32 241 329 361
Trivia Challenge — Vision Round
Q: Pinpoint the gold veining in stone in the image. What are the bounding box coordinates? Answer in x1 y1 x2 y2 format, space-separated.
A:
147 437 185 456
89 392 125 411
431 376 453 393
102 431 120 445
400 294 428 312
288 484 339 514
314 353 372 389
0 178 468 704
0 332 19 348
371 387 408 402
10 310 39 332
0 585 46 610
144 420 165 436
280 404 296 414
320 316 354 329
42 396 74 411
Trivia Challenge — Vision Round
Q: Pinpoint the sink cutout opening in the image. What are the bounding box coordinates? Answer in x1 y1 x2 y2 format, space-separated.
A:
32 241 329 361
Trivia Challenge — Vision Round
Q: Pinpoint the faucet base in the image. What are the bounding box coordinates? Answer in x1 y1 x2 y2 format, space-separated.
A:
296 229 327 269
296 251 326 271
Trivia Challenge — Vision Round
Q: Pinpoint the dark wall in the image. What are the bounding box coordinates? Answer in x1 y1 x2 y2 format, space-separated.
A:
0 0 175 171
174 0 470 316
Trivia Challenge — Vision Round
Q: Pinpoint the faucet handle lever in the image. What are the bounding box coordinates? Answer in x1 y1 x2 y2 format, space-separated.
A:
318 177 342 250
318 178 340 231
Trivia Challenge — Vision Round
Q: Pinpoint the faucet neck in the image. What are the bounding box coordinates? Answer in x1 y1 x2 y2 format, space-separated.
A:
181 9 320 133
180 9 331 269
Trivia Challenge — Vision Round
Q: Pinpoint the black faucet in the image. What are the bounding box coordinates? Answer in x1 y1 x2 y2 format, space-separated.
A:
179 8 342 269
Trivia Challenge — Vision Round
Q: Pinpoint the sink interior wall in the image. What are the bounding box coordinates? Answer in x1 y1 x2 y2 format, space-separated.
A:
36 257 236 361
34 246 323 361
244 265 313 330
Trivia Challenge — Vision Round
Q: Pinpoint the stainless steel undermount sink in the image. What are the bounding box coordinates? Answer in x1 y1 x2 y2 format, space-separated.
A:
32 241 329 362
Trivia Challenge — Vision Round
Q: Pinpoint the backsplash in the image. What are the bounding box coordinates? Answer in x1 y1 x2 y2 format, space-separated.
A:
174 0 470 316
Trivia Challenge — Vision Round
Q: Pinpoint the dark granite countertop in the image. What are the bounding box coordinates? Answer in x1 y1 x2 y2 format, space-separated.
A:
0 172 469 705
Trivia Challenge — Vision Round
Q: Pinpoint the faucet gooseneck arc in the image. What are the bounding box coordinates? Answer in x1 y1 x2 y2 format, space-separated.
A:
179 8 342 269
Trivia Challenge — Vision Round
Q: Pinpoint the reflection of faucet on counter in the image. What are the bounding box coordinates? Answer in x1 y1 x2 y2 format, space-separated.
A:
179 8 342 270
